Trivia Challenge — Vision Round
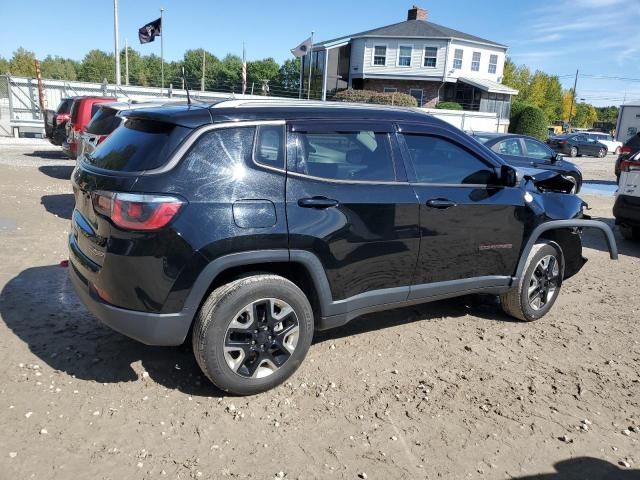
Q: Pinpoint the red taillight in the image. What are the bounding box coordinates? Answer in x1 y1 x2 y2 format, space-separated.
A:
621 159 640 172
558 140 568 145
620 146 632 155
55 113 70 125
91 192 185 231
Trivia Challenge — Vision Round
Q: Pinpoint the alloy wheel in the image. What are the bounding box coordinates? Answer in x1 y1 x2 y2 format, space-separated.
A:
527 254 560 311
223 298 299 378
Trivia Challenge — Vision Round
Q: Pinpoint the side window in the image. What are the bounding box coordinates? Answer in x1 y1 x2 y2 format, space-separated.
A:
524 138 553 160
254 125 284 169
402 134 496 185
183 127 255 175
493 139 523 156
290 130 395 182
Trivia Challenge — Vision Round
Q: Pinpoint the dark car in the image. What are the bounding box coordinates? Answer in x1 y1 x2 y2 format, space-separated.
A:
68 100 617 395
471 132 583 193
44 97 79 146
547 133 608 158
614 133 640 181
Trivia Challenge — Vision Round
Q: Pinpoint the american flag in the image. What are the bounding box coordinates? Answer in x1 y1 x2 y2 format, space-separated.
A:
242 44 247 95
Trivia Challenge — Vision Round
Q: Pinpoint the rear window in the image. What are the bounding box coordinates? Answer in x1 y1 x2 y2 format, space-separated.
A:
83 118 190 172
58 99 73 114
86 107 120 135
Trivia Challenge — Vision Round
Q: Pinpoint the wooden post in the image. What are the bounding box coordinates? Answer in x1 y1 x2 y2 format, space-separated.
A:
34 60 46 113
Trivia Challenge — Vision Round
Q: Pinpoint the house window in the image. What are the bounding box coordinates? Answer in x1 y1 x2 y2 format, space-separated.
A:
383 87 398 93
409 89 423 106
424 47 437 68
398 46 412 66
471 52 481 72
373 45 387 66
488 54 498 74
453 49 463 69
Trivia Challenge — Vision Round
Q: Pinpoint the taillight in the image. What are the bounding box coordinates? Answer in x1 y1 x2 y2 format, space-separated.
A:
558 140 568 145
620 146 632 155
91 192 185 231
621 159 640 172
55 113 70 125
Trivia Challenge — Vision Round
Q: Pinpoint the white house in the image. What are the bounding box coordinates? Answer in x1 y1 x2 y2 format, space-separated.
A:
302 5 518 120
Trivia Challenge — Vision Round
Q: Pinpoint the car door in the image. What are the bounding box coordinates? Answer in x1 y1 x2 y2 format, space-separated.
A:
285 120 420 304
522 138 557 168
397 122 526 287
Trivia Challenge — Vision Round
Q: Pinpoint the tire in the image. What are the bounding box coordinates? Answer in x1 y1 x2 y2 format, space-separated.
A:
597 148 606 158
569 146 578 157
500 242 562 322
620 225 640 241
192 274 314 395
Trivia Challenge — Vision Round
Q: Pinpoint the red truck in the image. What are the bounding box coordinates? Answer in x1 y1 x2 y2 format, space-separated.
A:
62 96 115 159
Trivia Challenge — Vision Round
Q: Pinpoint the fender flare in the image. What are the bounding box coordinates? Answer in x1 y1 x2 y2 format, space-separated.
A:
514 219 618 281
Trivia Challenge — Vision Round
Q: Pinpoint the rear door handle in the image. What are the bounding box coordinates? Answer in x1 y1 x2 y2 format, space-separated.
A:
298 197 339 209
426 198 457 209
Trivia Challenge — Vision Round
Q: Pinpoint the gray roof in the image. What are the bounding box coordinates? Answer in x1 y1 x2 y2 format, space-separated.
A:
458 77 518 94
315 19 506 48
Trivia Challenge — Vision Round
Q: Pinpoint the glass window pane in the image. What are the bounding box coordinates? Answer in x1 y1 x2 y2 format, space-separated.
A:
254 125 284 169
424 47 437 68
403 134 495 184
524 138 554 160
493 139 523 156
292 131 395 181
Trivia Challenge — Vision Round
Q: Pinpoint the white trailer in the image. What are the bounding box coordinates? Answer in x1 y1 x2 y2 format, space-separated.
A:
615 103 640 144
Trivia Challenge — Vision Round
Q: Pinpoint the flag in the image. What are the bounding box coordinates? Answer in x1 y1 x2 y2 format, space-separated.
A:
290 37 312 58
242 44 247 95
138 18 162 44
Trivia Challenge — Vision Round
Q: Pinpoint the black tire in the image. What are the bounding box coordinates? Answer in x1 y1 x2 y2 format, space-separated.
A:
597 148 606 158
620 225 640 241
193 274 314 395
569 146 578 157
500 242 562 322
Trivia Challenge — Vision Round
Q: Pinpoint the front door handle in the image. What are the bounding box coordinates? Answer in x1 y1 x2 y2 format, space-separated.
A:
298 197 339 209
426 198 457 209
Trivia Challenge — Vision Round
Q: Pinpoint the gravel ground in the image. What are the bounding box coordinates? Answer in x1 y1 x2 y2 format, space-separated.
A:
0 141 638 480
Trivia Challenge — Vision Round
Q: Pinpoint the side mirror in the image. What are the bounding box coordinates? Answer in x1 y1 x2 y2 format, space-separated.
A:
501 165 518 187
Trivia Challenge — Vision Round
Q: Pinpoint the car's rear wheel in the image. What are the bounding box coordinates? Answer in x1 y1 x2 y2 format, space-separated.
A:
569 146 578 157
500 242 562 322
620 225 640 241
193 274 314 395
597 147 606 158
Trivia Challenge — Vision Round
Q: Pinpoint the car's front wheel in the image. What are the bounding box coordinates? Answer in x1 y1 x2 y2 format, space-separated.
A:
500 242 562 321
597 147 606 158
193 274 314 395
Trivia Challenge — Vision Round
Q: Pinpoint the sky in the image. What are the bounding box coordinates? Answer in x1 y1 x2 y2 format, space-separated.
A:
1 0 640 106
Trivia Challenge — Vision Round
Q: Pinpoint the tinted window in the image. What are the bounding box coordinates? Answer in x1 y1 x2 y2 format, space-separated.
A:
70 101 81 122
493 138 523 156
524 138 553 160
182 127 255 175
85 107 119 135
58 99 73 114
403 134 495 184
254 125 284 169
84 118 189 172
291 130 395 181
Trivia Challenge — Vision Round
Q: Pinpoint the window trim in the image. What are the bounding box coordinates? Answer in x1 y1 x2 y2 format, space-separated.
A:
383 87 398 93
372 44 388 67
453 48 464 70
423 46 438 68
488 54 498 74
471 51 481 72
252 124 287 171
396 44 413 67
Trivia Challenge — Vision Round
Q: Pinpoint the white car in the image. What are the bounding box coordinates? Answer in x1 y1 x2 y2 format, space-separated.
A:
613 151 640 240
585 132 622 154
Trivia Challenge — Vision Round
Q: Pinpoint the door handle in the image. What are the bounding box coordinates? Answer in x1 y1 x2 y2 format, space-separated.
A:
298 197 339 209
426 198 457 209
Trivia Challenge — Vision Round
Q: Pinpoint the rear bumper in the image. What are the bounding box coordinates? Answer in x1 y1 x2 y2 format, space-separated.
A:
614 195 640 227
68 255 191 347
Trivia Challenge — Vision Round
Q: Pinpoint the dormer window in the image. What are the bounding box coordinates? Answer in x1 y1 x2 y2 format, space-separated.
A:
373 46 387 66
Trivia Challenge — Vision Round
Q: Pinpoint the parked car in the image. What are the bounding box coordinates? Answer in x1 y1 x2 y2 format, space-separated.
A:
63 96 115 159
615 132 640 181
68 100 617 395
44 97 79 146
613 151 640 240
471 132 583 193
584 131 622 154
547 133 608 158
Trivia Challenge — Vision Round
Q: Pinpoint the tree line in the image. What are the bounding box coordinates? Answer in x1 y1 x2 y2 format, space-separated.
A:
0 47 301 96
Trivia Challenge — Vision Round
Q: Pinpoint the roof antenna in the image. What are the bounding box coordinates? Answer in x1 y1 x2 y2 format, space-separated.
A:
182 67 192 105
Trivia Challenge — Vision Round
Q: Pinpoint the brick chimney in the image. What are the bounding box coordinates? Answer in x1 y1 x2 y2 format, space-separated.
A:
407 5 428 21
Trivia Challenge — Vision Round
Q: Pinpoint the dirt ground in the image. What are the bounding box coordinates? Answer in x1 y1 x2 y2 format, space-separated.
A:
0 140 638 480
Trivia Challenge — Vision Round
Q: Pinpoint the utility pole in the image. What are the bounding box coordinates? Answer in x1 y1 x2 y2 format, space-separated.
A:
201 50 206 92
34 60 46 113
125 38 129 86
568 69 578 127
113 0 121 85
160 7 164 93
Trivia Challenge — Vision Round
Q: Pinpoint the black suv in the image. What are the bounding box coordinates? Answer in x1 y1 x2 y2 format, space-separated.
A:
68 100 618 395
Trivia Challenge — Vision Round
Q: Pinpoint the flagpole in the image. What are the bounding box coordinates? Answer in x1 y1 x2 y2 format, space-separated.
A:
307 31 314 100
113 0 121 86
125 38 129 86
242 42 247 95
160 7 164 94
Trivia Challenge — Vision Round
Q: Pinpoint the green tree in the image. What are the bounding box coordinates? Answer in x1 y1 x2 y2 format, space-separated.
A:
41 55 78 80
247 57 279 94
509 101 535 133
596 106 619 124
119 47 150 86
436 101 462 110
513 105 548 140
276 58 300 94
0 56 9 74
182 49 219 90
9 47 37 77
78 49 114 83
572 103 598 128
216 54 243 91
502 57 530 100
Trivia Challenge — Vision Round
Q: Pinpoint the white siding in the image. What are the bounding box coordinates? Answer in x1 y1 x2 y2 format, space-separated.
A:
445 40 506 82
359 38 448 79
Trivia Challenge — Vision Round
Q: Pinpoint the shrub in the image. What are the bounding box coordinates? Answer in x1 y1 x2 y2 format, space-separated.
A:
509 101 536 133
435 101 462 110
334 89 417 107
513 105 548 140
